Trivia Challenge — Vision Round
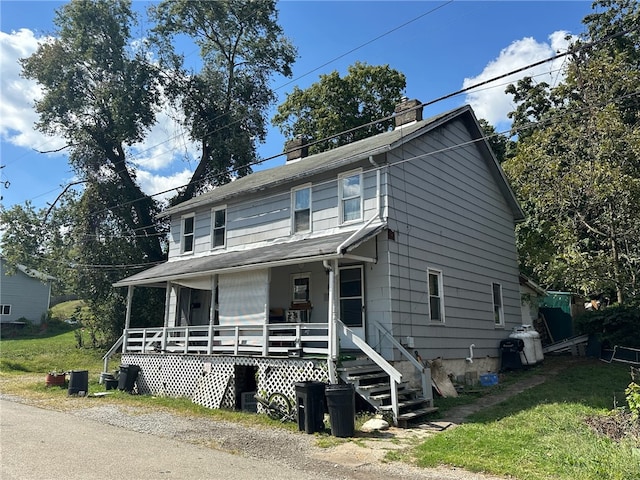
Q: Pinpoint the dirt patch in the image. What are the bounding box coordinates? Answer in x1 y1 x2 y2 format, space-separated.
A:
585 410 640 444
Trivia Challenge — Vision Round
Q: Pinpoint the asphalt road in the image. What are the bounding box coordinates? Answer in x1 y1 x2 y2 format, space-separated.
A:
0 399 329 480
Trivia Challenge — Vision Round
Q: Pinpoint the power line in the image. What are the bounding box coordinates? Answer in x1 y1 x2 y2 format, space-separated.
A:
5 1 455 208
89 26 637 220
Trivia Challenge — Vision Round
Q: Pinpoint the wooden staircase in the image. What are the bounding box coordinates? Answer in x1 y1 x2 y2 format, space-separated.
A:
337 358 437 428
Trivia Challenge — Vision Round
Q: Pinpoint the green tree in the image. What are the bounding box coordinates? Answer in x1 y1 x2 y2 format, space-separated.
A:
19 0 167 341
150 0 296 203
478 118 512 163
272 62 406 155
21 0 164 264
0 198 77 296
503 0 640 303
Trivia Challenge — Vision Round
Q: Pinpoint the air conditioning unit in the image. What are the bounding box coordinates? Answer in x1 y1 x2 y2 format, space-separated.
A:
287 309 309 322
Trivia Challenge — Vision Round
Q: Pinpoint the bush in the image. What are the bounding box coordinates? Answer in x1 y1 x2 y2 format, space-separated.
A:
575 300 640 348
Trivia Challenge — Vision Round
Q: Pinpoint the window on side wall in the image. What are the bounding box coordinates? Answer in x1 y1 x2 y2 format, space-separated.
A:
292 186 311 233
212 207 226 249
181 215 195 254
339 170 362 224
1 305 11 315
492 282 504 326
427 268 445 323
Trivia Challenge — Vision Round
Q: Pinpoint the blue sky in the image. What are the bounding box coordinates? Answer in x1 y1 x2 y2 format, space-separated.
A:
0 1 594 211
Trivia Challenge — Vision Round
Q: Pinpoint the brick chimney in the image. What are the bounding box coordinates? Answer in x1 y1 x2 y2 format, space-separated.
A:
284 136 308 162
394 97 423 129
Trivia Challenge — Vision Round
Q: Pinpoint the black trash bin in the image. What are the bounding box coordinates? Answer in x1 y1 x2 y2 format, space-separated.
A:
325 383 355 438
118 364 140 393
499 338 524 372
295 381 326 434
68 370 88 396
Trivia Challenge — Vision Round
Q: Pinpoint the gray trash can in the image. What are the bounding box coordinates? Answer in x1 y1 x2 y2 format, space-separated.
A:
295 381 326 434
325 383 355 437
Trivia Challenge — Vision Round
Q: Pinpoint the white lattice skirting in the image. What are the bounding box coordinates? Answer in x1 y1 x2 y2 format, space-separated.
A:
121 354 329 410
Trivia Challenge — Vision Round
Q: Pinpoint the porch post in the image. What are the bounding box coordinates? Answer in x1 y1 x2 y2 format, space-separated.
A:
122 285 134 353
327 259 340 384
332 259 340 359
125 285 134 329
208 275 217 354
164 282 172 328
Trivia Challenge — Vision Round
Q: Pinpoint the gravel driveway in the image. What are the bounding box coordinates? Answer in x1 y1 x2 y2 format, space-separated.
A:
1 392 506 480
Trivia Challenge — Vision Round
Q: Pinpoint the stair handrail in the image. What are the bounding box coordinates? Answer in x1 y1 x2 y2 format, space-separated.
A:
337 321 401 384
370 320 432 402
102 334 124 373
338 321 401 421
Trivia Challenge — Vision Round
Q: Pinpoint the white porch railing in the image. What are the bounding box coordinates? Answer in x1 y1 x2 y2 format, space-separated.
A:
120 323 329 357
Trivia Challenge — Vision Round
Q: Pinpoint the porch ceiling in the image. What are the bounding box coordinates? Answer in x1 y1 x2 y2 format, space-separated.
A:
114 222 386 288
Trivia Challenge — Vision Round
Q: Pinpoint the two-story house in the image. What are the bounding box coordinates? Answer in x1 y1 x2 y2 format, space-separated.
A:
110 100 525 426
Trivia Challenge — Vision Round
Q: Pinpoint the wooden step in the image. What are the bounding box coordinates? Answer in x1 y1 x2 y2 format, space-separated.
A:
338 364 386 376
369 387 418 402
338 358 375 368
378 397 428 411
357 382 393 394
396 406 439 428
345 371 388 382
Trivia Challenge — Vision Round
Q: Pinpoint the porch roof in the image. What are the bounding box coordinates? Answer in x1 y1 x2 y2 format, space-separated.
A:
113 222 386 288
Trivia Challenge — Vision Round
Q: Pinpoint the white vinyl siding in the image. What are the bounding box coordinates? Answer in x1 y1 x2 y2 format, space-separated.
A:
339 170 362 224
385 117 521 358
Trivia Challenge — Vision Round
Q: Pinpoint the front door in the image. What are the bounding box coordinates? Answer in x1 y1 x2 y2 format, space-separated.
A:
339 265 365 349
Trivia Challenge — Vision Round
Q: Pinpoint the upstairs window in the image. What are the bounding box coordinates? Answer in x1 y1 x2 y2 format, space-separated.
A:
292 186 311 233
212 207 226 249
1 305 11 315
181 215 195 254
493 282 504 326
427 268 445 323
339 171 362 223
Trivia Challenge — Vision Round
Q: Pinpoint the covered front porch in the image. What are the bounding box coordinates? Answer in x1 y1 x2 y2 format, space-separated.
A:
108 224 434 425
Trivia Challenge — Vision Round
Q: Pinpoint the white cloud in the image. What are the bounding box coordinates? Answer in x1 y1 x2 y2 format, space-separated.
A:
463 31 574 129
131 101 199 172
0 29 66 152
136 168 193 205
1 28 197 201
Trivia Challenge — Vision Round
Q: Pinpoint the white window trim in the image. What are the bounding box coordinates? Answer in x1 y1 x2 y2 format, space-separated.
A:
492 282 505 327
180 214 195 255
1 304 11 315
291 184 312 234
427 268 445 324
211 206 227 250
338 169 363 224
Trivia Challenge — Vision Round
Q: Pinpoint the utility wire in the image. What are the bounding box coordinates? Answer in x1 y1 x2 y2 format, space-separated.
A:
87 25 637 221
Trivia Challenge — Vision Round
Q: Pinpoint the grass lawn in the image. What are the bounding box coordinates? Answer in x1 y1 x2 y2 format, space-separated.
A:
2 309 639 479
411 359 640 480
